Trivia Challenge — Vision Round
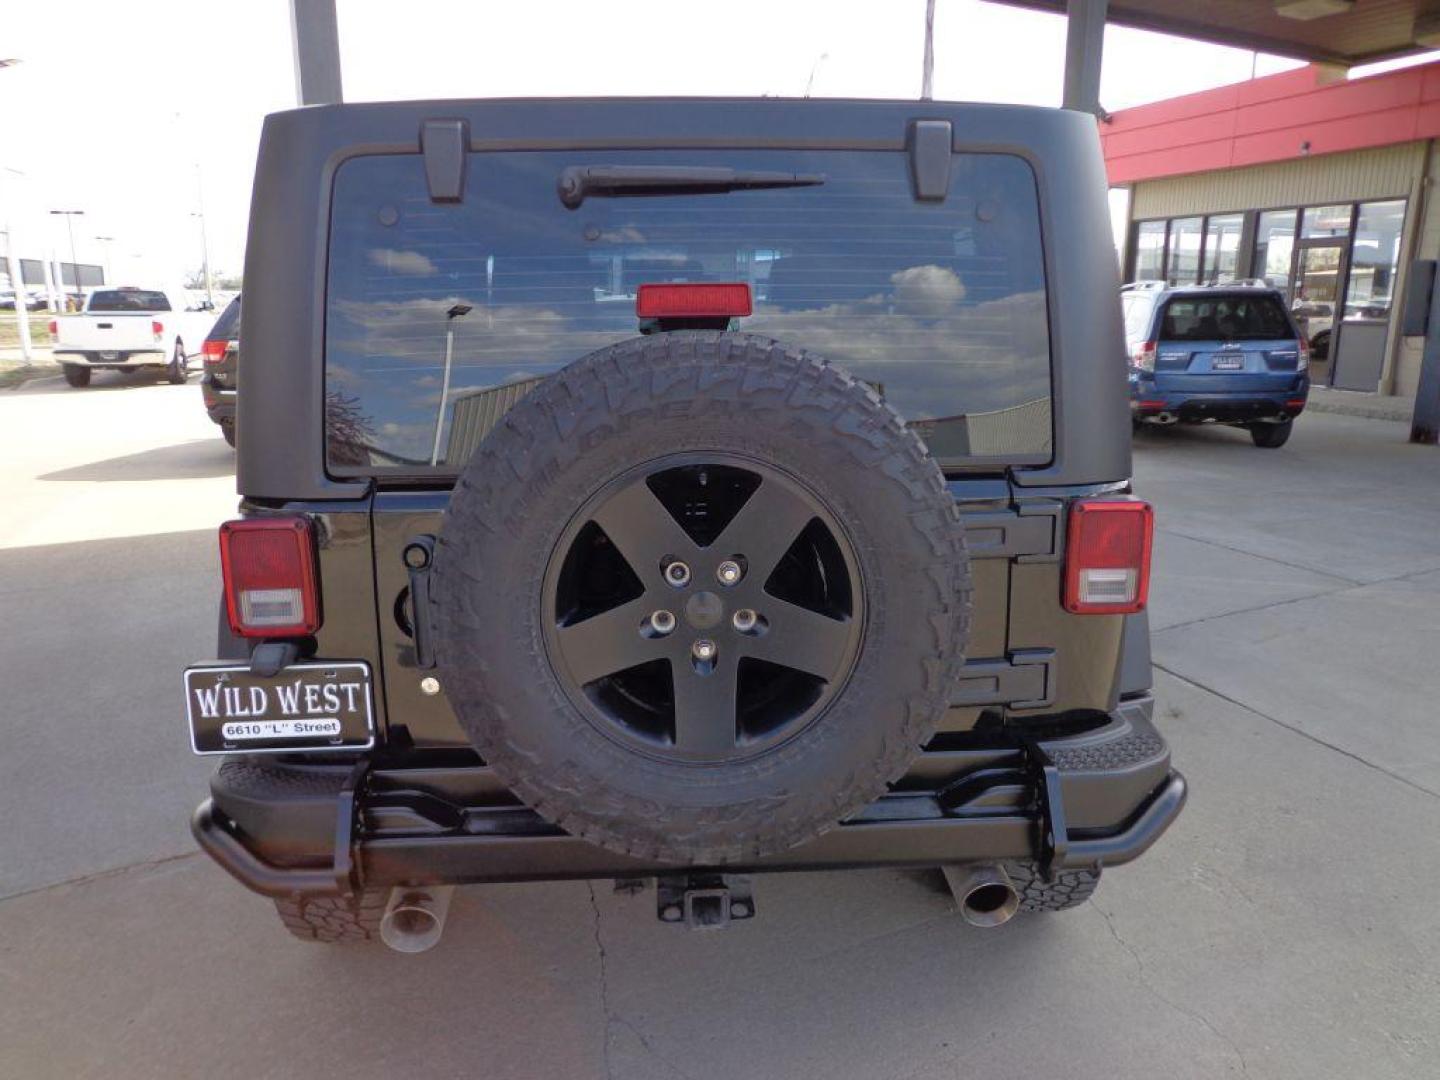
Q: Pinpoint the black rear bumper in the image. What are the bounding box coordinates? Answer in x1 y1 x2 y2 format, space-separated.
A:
193 695 1185 898
201 377 235 426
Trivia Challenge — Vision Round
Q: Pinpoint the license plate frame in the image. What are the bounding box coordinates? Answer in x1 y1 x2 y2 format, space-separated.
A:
184 661 375 756
1212 355 1244 371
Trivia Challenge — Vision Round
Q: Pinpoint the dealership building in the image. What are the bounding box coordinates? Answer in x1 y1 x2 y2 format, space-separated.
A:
1104 60 1440 398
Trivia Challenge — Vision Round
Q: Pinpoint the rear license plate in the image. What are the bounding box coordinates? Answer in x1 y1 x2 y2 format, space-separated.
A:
184 661 375 755
98 351 119 360
1212 356 1244 370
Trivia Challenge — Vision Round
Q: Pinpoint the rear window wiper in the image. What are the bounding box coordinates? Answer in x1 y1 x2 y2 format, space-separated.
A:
558 165 825 209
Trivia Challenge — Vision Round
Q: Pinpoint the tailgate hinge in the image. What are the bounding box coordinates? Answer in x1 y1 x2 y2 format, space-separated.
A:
951 648 1055 710
961 503 1060 561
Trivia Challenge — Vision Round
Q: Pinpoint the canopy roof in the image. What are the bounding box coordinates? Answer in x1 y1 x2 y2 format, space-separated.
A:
996 1 1440 65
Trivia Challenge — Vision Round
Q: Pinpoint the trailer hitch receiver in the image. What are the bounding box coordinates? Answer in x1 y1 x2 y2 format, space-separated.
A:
656 873 755 929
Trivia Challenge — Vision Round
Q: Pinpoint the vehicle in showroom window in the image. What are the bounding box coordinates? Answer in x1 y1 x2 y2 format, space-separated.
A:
186 98 1185 950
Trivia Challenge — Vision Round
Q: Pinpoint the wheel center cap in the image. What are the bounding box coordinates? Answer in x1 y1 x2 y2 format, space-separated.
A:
685 591 724 629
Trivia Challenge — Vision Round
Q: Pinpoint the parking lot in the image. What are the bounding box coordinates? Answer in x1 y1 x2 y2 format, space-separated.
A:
1 376 1438 1079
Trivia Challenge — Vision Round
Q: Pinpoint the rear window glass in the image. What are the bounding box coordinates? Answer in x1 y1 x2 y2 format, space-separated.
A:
324 149 1052 473
1121 292 1154 343
88 289 170 312
210 296 241 340
1159 293 1294 342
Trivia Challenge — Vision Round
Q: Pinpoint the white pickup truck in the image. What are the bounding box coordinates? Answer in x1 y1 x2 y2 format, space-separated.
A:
51 286 218 388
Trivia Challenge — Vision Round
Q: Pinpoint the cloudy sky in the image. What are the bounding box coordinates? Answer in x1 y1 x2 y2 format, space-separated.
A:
0 0 1358 281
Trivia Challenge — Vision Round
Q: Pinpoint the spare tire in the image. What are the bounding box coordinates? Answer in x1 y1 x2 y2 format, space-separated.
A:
432 332 970 864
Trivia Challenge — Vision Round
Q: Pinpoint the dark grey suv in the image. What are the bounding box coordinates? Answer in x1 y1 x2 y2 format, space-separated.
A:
184 98 1185 949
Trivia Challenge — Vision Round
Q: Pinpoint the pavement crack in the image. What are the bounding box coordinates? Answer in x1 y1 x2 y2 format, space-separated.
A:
1154 586 1348 635
1157 527 1361 586
0 851 200 904
1155 663 1440 803
1093 903 1251 1077
1154 556 1440 636
585 882 695 1080
586 882 616 1080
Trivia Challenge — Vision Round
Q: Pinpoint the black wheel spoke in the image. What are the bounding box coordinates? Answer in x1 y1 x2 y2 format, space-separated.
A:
712 477 815 579
670 660 739 756
589 478 698 576
555 596 658 686
547 452 862 764
753 598 853 680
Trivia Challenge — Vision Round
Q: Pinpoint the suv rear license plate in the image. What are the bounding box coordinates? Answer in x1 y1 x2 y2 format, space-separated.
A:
1212 356 1244 370
184 661 375 755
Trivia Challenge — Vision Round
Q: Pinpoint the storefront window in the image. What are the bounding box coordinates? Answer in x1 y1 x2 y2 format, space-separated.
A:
1302 204 1352 239
1203 213 1244 282
1254 210 1297 293
1165 216 1203 285
1134 220 1165 281
1344 199 1405 321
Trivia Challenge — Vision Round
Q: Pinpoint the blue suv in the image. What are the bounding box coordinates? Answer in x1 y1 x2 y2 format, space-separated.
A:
1121 282 1309 448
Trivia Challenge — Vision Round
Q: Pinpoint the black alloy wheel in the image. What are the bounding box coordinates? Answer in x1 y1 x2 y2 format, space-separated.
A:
544 455 863 765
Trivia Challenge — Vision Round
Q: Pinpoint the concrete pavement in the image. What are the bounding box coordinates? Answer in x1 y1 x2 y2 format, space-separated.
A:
2 398 1438 1079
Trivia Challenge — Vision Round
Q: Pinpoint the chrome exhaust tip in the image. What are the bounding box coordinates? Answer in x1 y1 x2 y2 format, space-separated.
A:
943 864 1020 928
379 885 454 953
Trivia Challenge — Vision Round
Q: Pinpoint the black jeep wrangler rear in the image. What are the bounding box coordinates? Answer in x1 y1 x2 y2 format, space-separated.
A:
186 98 1185 948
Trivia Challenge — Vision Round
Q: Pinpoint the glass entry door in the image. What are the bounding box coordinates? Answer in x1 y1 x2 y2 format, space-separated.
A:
1290 241 1347 384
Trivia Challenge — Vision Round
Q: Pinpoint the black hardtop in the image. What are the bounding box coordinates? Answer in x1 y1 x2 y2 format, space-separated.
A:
239 97 1129 500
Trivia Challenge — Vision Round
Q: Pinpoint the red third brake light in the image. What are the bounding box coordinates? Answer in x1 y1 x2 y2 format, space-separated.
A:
219 517 321 637
636 282 752 319
1064 499 1154 615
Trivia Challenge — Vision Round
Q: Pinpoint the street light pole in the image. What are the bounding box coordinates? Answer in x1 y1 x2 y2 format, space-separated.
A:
93 236 114 284
804 52 829 98
430 304 472 466
190 212 213 306
192 163 214 306
48 209 84 308
921 0 936 101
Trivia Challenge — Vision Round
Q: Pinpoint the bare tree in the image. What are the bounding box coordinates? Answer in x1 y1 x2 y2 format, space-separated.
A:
325 390 377 466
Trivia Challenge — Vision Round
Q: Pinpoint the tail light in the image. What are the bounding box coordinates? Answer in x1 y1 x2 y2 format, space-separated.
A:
202 338 230 366
1064 499 1153 615
219 517 321 637
151 319 165 342
1130 340 1156 372
636 282 752 318
1297 337 1311 373
47 319 57 336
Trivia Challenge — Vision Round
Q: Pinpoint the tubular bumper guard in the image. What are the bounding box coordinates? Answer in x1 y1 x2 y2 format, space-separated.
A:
193 696 1186 899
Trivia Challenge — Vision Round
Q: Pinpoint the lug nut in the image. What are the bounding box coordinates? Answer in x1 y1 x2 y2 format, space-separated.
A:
692 639 717 662
664 560 692 587
716 559 743 586
732 609 758 633
649 610 676 636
